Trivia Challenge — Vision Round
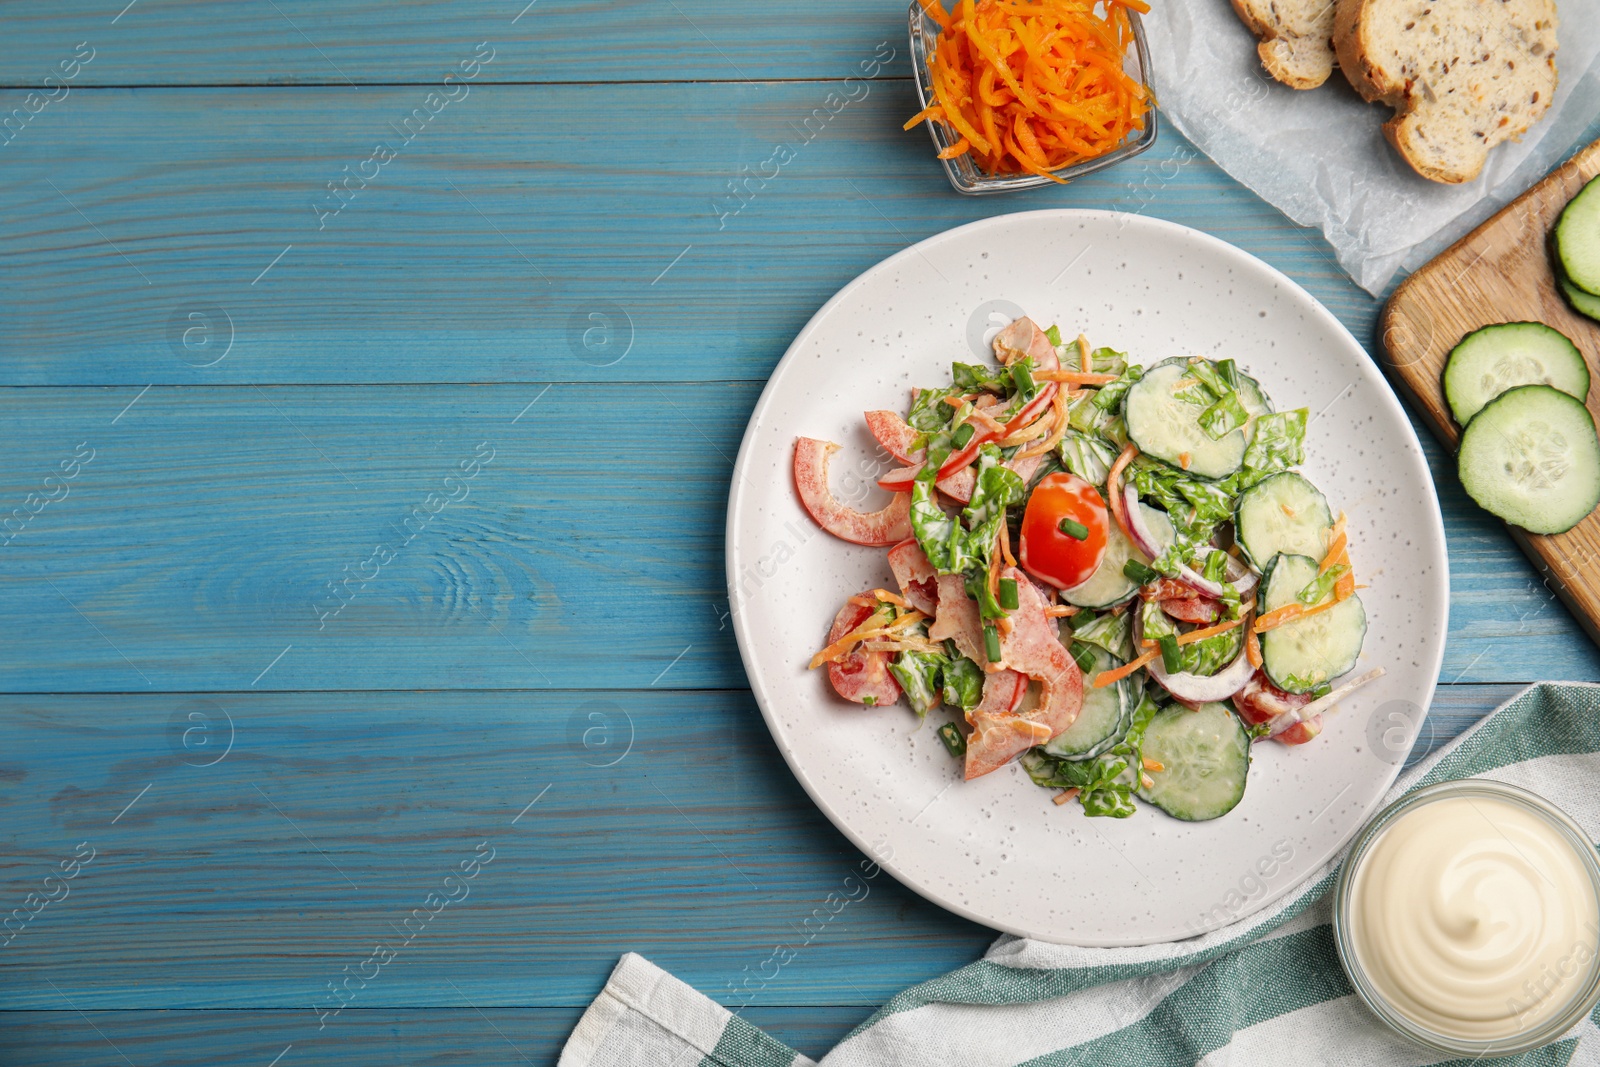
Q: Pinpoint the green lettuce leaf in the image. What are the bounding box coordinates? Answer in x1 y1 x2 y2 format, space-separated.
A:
1242 408 1308 471
890 646 946 717
941 649 985 710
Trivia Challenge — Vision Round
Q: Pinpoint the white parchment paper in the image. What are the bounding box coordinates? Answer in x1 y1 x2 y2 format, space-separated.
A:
1142 0 1600 295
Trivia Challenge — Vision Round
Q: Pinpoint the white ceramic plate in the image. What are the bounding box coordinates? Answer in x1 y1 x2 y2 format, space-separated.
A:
726 210 1448 946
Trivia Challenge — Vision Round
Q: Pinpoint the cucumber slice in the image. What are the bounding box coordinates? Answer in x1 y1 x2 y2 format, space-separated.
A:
1457 384 1600 534
1555 175 1600 298
1234 472 1332 568
1043 645 1129 759
1062 503 1173 609
1135 702 1249 822
1558 265 1600 324
1442 322 1589 426
1259 554 1367 694
1124 361 1247 479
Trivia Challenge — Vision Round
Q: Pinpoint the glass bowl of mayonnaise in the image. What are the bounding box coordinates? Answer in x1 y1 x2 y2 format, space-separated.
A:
1334 779 1600 1056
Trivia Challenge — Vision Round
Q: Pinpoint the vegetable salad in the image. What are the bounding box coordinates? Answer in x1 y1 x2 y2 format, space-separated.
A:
796 316 1379 820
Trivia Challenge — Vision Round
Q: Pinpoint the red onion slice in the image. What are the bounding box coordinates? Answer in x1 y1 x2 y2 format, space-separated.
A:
1121 483 1163 559
1121 483 1260 598
1264 667 1387 739
1134 608 1256 704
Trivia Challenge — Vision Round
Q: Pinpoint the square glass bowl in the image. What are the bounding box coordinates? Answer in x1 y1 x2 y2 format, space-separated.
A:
907 1 1158 195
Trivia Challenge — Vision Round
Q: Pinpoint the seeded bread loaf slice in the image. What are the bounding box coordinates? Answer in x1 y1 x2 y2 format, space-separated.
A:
1332 0 1559 184
1231 0 1338 90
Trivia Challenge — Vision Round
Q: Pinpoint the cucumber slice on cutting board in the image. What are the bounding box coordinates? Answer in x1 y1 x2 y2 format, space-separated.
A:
1442 322 1589 426
1062 503 1173 609
1042 644 1130 759
1259 553 1367 694
1124 361 1247 479
1135 701 1249 822
1555 175 1600 298
1558 265 1600 324
1234 471 1332 568
1458 384 1600 535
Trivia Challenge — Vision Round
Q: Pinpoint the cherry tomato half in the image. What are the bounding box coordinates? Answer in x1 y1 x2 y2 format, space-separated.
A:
1018 472 1109 590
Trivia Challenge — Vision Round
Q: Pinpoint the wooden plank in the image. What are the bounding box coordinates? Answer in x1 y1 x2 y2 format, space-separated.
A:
0 683 1522 1015
0 83 1380 386
0 383 755 692
1383 138 1600 650
0 1 909 85
2 384 1597 692
0 690 994 1010
0 1006 866 1067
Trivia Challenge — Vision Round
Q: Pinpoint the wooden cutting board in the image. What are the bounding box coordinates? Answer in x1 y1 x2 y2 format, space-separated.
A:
1383 137 1600 644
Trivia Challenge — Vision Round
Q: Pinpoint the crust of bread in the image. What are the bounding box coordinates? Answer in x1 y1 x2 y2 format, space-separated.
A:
1331 0 1559 184
1331 0 1395 105
1231 0 1337 90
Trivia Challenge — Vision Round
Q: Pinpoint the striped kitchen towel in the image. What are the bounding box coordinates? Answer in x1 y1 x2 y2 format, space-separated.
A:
559 682 1600 1067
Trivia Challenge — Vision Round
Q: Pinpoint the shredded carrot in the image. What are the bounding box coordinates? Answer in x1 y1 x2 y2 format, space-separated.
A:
1142 757 1164 773
911 0 1150 179
848 595 878 609
970 409 1008 435
1093 646 1159 688
1253 597 1344 634
1035 369 1119 385
1053 787 1080 806
807 610 928 669
1106 442 1138 542
884 611 927 634
1178 452 1192 470
1077 334 1092 374
996 416 1053 448
1019 378 1071 459
1140 772 1155 790
999 519 1017 569
918 0 953 30
871 588 911 608
1044 604 1077 617
1246 626 1263 668
1141 617 1243 649
1319 533 1348 574
1323 513 1355 598
902 103 946 131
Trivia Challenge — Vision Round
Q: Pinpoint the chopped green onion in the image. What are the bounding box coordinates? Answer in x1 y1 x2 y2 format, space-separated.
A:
1158 633 1180 673
1045 325 1063 347
983 623 1002 663
1123 559 1159 584
952 422 975 449
998 578 1019 611
1057 517 1090 540
1070 641 1097 672
1217 358 1240 391
937 722 967 757
1061 609 1086 630
862 695 877 706
1011 360 1037 400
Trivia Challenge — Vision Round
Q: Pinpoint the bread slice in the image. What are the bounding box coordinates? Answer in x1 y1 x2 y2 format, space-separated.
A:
1333 0 1559 184
1231 0 1338 89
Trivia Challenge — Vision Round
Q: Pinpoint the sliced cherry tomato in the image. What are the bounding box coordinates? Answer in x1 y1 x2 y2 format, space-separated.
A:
1276 715 1323 746
1018 472 1109 590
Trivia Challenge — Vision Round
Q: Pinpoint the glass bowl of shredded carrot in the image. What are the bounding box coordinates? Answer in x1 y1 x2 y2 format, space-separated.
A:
906 0 1156 194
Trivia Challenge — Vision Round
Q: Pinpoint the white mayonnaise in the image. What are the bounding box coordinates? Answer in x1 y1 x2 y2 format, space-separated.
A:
1348 794 1600 1040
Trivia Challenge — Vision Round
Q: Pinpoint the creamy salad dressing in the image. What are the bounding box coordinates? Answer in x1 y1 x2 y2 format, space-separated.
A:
1349 795 1600 1040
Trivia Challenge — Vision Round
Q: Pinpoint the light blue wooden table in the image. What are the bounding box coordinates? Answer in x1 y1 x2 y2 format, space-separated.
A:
2 4 1598 1063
